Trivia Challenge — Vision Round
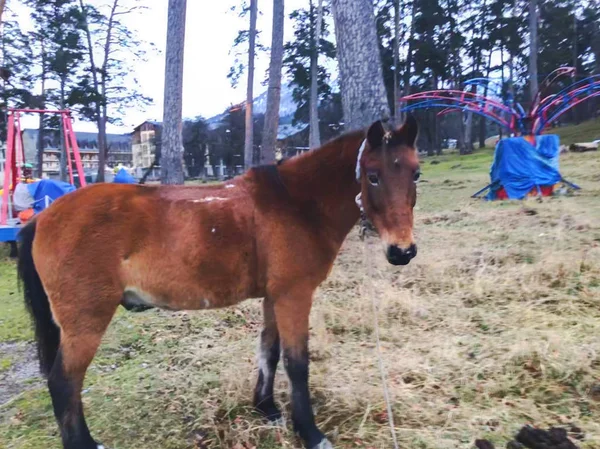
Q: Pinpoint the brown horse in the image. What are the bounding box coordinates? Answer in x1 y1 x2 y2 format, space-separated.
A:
17 117 420 449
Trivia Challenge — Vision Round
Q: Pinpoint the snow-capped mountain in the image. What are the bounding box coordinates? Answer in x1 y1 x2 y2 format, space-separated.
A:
252 82 298 117
206 76 339 139
206 81 297 130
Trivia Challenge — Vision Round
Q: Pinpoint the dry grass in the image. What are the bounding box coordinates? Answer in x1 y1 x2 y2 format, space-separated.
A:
1 150 599 449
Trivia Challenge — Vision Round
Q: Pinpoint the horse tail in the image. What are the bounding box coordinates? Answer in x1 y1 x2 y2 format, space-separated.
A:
17 219 60 377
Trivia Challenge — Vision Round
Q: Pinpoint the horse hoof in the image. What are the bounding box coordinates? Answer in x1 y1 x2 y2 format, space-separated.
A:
311 438 333 449
268 416 286 429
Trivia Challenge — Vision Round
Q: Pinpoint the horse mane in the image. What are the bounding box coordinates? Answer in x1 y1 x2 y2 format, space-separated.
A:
247 129 365 208
279 130 364 182
250 164 289 198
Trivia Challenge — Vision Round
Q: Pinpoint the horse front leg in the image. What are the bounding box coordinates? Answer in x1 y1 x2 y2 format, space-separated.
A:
254 296 283 422
273 286 332 449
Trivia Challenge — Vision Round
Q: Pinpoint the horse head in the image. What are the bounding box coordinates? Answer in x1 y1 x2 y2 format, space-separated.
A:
357 116 420 266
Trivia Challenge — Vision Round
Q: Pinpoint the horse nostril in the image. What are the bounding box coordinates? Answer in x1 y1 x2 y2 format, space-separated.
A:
386 244 417 266
408 244 417 258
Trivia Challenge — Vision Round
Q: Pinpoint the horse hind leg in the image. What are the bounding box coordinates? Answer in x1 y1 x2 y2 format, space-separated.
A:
48 295 119 449
253 297 283 423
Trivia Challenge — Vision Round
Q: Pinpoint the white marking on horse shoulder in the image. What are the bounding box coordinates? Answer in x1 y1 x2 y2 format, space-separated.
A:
225 184 235 189
211 227 216 233
191 196 228 203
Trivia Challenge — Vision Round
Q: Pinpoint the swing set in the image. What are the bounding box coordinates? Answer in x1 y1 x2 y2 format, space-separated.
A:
0 108 86 241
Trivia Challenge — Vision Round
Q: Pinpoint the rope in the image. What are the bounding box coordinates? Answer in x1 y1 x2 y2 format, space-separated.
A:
362 238 400 449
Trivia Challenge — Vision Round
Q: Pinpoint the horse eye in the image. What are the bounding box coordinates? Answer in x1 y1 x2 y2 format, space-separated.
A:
414 170 421 183
367 172 379 186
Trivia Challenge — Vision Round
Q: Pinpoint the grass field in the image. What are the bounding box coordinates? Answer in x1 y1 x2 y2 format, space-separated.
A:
551 117 600 146
1 146 599 449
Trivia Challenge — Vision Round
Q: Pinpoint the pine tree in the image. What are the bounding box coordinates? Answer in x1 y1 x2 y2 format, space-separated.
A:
182 118 209 177
283 3 336 126
0 8 34 143
76 0 152 182
27 0 86 181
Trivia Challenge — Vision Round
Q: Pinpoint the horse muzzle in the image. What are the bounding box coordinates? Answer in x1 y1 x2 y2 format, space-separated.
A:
385 243 417 266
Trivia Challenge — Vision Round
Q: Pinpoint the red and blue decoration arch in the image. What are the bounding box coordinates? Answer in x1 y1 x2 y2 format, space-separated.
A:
400 67 598 200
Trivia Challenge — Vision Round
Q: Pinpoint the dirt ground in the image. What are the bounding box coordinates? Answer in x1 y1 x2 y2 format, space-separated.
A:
0 147 599 449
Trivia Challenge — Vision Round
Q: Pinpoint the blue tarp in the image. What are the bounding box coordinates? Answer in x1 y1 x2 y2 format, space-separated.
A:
26 179 76 214
113 168 136 184
487 135 563 200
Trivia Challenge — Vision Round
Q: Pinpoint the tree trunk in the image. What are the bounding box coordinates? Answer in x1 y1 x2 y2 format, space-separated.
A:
592 2 600 119
99 0 119 181
457 112 467 154
508 0 516 114
0 0 6 27
331 0 390 131
160 0 187 185
309 0 323 148
465 111 473 150
571 12 579 124
594 2 600 75
37 113 45 178
244 0 258 168
79 0 109 182
261 0 285 164
59 80 67 182
98 106 107 171
528 0 538 103
499 45 505 140
479 52 492 148
37 38 46 179
508 57 515 113
393 0 401 122
400 0 416 117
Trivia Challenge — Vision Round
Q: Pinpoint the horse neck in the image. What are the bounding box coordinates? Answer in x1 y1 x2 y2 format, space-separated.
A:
278 131 364 243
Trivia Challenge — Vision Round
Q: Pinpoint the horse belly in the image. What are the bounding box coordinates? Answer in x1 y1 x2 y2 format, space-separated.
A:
120 246 261 311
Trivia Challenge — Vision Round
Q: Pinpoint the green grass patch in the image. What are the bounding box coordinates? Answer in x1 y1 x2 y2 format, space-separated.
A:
0 261 33 343
549 117 600 146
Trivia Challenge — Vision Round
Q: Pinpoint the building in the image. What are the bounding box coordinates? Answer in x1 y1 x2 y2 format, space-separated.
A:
131 120 161 169
21 129 132 178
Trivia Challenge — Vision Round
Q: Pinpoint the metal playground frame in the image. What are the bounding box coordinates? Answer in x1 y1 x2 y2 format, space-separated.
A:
0 108 86 242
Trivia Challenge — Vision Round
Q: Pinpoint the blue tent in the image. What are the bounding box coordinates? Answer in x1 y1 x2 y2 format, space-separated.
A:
26 179 76 214
477 134 577 200
113 168 136 184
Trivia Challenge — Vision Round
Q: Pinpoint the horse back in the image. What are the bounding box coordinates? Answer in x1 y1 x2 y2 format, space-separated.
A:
31 182 263 310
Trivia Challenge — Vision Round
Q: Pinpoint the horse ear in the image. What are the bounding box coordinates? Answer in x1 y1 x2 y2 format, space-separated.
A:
366 120 386 150
398 114 418 147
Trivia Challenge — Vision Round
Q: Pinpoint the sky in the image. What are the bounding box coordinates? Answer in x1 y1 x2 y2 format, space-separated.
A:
15 0 313 134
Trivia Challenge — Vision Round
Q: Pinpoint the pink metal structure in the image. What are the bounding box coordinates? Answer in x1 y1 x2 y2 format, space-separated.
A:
1 108 87 225
400 67 600 136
